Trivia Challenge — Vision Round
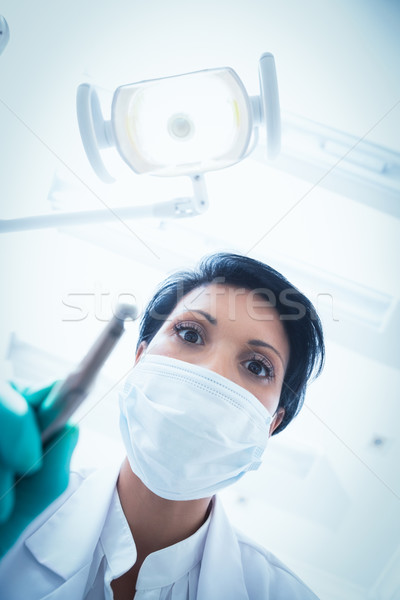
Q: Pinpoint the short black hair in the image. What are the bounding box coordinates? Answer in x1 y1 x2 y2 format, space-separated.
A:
137 252 324 434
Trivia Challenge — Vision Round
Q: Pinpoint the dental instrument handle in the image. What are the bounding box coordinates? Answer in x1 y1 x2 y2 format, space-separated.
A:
39 303 138 445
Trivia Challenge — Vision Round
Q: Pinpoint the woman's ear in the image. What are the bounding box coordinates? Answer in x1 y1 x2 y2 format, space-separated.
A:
134 341 148 365
269 407 285 436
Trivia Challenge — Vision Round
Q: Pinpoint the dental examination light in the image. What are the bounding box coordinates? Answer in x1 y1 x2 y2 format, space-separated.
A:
77 52 280 181
0 53 280 233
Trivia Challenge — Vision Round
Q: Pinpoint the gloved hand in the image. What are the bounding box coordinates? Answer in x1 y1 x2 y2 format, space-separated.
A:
0 381 78 557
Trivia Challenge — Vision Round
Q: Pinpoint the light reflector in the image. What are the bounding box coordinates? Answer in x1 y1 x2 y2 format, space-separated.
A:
112 67 252 176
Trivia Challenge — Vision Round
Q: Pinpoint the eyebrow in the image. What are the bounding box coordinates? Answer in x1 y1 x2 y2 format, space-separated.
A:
187 309 218 325
247 339 285 368
183 309 285 368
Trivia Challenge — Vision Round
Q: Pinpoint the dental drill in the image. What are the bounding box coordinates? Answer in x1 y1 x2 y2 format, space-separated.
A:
38 303 138 444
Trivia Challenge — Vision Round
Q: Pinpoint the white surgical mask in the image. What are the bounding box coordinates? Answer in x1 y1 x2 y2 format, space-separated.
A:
119 354 273 501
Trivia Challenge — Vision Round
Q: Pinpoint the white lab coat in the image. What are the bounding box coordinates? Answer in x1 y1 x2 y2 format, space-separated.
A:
0 459 319 600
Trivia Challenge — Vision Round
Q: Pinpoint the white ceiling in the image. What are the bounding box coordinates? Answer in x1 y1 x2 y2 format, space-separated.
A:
0 1 399 599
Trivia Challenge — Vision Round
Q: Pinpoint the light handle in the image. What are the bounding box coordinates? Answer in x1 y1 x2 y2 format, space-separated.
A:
0 16 9 56
259 53 281 159
76 83 115 183
251 54 281 159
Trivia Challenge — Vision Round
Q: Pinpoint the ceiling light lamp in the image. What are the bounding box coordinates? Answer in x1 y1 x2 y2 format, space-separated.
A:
76 52 281 183
0 53 280 233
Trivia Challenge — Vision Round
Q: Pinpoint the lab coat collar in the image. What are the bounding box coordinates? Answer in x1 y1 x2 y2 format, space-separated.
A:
24 460 122 580
100 486 137 579
135 497 212 590
197 495 250 600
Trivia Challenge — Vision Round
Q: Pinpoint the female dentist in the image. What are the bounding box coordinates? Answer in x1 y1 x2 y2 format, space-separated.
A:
0 252 324 600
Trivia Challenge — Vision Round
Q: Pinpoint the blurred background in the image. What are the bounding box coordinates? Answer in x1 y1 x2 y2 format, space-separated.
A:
0 1 399 598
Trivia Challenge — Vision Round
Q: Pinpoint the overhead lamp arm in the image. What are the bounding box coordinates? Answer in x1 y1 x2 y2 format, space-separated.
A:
0 174 208 233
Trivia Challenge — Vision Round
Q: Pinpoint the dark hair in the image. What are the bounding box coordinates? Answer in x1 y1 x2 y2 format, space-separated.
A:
137 252 324 434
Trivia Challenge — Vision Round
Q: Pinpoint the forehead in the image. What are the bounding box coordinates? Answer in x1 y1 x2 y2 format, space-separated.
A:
171 283 281 322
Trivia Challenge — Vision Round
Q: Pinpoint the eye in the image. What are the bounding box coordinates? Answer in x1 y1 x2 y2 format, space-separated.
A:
243 355 274 380
173 321 205 345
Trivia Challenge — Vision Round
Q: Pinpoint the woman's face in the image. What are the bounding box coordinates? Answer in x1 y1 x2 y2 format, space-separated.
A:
136 284 290 434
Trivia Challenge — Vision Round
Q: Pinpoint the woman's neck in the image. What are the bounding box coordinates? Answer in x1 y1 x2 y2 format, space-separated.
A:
116 458 212 558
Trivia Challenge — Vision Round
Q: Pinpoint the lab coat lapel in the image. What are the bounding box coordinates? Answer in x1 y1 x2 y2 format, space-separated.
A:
197 496 249 600
39 564 98 600
24 462 120 581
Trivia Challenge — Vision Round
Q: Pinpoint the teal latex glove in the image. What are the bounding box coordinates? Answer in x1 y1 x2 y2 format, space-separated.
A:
0 381 78 557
